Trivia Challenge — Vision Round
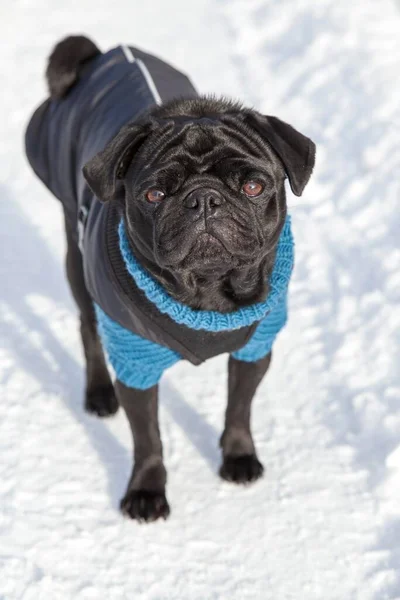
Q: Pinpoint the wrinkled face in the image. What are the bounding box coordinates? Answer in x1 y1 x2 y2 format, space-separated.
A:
123 119 287 274
83 104 315 293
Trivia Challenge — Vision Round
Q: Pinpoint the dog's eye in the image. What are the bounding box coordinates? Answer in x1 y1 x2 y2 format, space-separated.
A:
146 189 166 203
242 181 264 197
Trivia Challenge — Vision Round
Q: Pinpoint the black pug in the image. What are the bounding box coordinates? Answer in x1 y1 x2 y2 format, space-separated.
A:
25 36 315 523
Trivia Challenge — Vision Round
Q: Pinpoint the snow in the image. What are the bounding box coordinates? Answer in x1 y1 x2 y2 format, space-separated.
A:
1 0 400 598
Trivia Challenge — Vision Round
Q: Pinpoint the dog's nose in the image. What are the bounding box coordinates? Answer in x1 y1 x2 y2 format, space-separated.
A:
183 188 224 213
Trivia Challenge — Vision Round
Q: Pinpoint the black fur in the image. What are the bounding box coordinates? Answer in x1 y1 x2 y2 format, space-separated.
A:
41 36 315 522
46 35 100 99
83 100 314 312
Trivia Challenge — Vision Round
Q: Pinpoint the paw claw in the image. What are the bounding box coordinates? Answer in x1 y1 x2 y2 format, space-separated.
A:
120 490 170 523
220 454 264 485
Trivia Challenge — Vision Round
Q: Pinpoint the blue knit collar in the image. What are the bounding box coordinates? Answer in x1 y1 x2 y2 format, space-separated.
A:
118 217 294 332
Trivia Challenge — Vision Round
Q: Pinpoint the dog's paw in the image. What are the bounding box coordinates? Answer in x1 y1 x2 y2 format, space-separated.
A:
219 454 264 485
120 490 170 523
85 383 119 417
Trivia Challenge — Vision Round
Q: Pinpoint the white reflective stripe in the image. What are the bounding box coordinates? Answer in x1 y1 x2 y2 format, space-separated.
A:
136 59 162 106
122 45 136 63
121 45 162 106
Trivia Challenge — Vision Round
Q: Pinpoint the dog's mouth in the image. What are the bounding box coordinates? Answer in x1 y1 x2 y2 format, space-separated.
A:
154 210 263 272
197 230 229 250
155 235 225 270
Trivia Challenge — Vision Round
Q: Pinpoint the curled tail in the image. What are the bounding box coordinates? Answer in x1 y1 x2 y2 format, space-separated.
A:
46 35 101 99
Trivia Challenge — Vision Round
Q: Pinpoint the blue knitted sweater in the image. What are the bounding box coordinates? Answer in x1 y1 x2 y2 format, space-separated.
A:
95 217 294 389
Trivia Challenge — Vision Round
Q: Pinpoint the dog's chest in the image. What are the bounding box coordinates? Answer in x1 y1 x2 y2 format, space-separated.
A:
84 203 258 365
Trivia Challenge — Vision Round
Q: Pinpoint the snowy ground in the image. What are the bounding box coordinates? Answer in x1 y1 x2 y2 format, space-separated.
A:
1 0 400 598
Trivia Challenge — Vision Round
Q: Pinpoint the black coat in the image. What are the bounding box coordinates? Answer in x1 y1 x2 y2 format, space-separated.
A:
25 46 258 365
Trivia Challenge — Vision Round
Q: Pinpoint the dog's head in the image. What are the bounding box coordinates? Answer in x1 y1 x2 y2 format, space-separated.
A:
83 98 315 309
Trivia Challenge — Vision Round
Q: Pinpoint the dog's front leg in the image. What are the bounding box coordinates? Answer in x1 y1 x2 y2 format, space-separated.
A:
115 381 170 523
220 353 272 484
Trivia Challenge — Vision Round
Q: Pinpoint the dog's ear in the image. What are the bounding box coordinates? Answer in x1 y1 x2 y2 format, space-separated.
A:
247 114 316 196
82 123 150 202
